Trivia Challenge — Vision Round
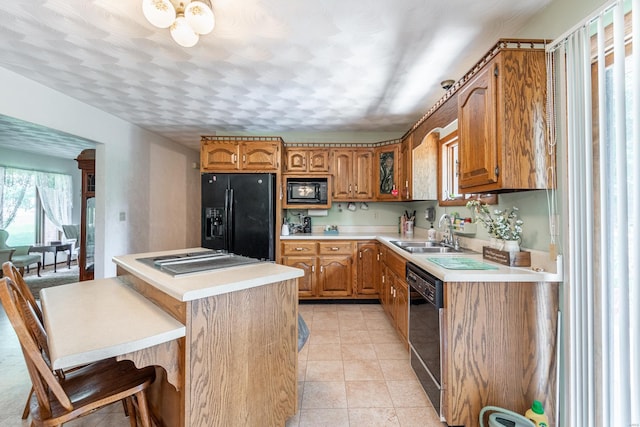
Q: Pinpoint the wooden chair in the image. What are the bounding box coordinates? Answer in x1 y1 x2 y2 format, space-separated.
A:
3 260 56 418
0 276 156 426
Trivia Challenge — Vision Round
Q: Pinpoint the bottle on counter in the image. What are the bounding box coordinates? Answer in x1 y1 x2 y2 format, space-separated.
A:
427 226 437 241
525 400 549 427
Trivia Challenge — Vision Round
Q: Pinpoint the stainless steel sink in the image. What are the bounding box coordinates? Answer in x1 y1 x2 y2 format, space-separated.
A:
389 240 472 254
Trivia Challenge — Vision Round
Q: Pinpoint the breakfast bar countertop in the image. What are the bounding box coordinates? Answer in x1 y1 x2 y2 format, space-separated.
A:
113 248 304 302
40 277 186 371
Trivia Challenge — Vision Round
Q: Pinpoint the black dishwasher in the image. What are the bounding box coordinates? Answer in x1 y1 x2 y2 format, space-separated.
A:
406 262 444 420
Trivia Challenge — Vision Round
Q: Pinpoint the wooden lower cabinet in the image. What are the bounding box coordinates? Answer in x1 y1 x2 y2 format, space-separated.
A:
442 280 559 427
283 256 315 297
281 240 384 300
356 241 380 297
281 240 356 299
394 279 408 342
317 255 352 297
380 247 408 345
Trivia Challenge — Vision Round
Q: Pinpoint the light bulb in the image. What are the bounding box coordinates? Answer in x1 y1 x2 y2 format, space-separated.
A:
185 1 215 35
142 0 176 29
170 15 200 47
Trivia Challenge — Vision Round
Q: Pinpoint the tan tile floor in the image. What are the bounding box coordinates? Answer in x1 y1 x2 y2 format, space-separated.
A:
0 302 444 426
287 303 445 427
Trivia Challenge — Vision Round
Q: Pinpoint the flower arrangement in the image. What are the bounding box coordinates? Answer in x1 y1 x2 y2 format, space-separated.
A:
466 200 524 242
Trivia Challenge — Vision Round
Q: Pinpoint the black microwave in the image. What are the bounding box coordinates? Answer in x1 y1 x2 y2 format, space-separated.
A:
286 177 329 205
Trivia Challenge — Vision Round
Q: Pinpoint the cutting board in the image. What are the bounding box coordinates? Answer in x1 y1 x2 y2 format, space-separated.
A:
427 257 498 270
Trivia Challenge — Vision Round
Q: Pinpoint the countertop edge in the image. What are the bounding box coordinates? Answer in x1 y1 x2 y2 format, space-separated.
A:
375 236 563 282
113 249 304 302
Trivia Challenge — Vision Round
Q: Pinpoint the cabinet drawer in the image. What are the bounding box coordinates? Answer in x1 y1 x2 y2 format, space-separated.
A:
385 249 406 278
282 241 317 255
318 241 353 255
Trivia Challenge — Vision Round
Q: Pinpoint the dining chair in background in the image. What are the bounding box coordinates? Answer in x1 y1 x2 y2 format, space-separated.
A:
0 229 41 276
0 272 156 426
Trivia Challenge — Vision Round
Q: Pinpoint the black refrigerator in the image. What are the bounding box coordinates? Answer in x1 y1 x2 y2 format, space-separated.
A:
201 173 276 261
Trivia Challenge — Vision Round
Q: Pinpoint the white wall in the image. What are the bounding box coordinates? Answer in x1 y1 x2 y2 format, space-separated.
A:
0 67 201 278
518 0 609 39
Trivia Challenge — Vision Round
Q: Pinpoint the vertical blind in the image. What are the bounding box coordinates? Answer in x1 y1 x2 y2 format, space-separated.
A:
547 0 637 426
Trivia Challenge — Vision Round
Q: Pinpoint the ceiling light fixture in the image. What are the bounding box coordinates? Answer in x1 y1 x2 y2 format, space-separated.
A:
142 0 215 48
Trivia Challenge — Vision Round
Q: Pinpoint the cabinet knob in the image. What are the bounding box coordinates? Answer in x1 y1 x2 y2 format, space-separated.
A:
330 247 339 251
295 247 305 251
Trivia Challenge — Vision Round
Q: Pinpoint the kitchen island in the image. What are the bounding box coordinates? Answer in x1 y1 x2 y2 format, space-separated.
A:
112 248 304 427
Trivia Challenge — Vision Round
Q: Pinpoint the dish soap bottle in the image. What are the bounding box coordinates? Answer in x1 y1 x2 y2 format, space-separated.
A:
525 400 549 427
427 221 437 241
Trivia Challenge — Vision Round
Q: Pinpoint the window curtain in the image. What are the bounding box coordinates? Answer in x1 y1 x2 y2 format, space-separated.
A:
0 166 33 229
35 171 72 231
547 0 638 426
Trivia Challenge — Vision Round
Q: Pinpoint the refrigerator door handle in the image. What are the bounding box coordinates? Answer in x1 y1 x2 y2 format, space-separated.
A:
226 188 234 253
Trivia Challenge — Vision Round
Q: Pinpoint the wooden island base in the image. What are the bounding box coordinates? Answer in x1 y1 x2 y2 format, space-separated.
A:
117 267 299 427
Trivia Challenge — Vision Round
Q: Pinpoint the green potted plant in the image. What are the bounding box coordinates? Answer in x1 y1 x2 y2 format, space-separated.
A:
466 200 524 255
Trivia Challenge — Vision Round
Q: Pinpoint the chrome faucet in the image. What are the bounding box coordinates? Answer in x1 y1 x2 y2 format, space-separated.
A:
438 214 459 250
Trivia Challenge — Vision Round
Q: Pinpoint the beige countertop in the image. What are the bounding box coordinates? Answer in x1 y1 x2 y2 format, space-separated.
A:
113 247 305 301
40 277 186 371
283 232 562 282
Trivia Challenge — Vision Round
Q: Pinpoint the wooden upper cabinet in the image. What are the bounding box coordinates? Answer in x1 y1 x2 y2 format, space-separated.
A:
200 137 281 172
457 47 551 193
353 150 374 199
284 148 330 173
375 144 401 200
331 149 373 201
332 150 352 200
400 135 413 201
201 141 240 171
241 141 280 170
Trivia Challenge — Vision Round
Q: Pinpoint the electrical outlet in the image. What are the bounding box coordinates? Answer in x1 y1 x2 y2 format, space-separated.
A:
119 212 126 221
374 212 379 220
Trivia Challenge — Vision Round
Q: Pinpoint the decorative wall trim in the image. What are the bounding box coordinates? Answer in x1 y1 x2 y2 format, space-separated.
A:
283 138 402 148
405 39 549 135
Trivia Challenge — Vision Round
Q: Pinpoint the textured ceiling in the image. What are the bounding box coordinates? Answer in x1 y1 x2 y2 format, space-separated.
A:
0 0 552 158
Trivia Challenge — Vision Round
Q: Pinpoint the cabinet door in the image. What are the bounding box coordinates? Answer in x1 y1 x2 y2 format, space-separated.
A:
394 279 408 342
380 266 393 317
353 150 374 199
308 151 330 173
317 255 353 297
201 141 240 171
400 136 413 201
241 141 280 171
356 242 380 296
285 149 307 173
282 256 316 297
331 150 353 200
457 58 499 189
375 145 400 200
